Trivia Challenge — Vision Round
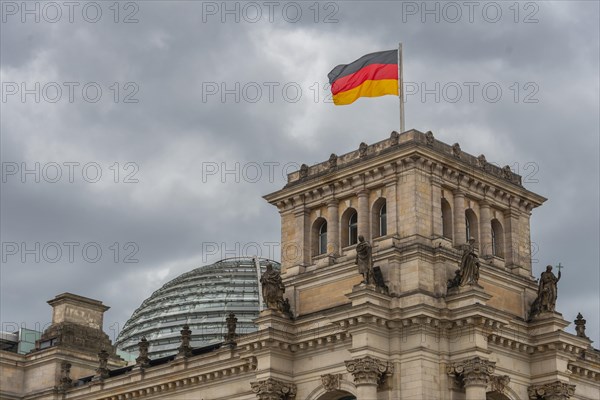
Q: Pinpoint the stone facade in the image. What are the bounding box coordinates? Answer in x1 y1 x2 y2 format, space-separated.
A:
1 130 599 400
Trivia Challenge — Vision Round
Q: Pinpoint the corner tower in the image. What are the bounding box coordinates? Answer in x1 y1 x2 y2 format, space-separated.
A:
264 129 546 321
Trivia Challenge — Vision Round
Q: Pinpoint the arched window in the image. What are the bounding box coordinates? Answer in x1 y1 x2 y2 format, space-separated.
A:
340 208 358 247
491 219 504 258
441 198 452 239
348 212 358 245
319 221 328 255
465 208 478 243
312 218 328 256
466 216 471 239
371 198 387 239
379 203 387 236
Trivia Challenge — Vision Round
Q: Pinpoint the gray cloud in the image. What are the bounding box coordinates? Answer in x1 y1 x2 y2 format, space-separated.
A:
1 1 598 344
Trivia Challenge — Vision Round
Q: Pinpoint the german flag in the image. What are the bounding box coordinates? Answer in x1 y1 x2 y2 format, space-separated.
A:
328 50 398 105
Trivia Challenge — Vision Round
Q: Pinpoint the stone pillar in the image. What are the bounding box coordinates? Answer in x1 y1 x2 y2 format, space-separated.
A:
345 356 392 400
327 200 340 255
250 378 297 400
357 190 370 241
453 190 466 246
479 201 492 258
293 207 310 266
528 381 576 400
431 178 443 238
503 208 521 268
448 357 495 400
385 181 398 236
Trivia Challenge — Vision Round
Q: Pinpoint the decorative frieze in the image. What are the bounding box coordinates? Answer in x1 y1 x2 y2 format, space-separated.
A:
528 381 575 399
250 378 297 400
345 356 393 386
447 357 495 387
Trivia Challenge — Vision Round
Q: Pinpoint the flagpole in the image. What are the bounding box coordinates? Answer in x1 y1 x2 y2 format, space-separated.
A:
398 42 405 133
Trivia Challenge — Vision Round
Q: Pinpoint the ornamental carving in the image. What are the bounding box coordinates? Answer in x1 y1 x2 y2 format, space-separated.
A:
528 381 575 399
251 378 297 400
359 142 368 157
452 143 461 158
345 356 393 386
178 325 193 357
477 154 487 168
328 153 338 169
489 375 511 394
299 164 309 179
390 131 400 145
425 130 434 145
135 337 150 368
95 349 110 380
502 165 513 179
574 312 588 338
57 362 72 392
321 373 341 392
447 357 495 387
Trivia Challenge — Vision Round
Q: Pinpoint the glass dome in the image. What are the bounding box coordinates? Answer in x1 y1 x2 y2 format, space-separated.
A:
115 257 280 359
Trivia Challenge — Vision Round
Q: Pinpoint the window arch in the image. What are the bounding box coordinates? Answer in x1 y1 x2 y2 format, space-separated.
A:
311 217 328 256
371 198 387 238
491 219 504 258
441 198 453 239
341 208 358 247
465 208 478 243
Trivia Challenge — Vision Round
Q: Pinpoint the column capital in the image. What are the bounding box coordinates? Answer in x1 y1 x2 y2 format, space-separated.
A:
453 189 465 197
345 356 393 386
292 207 310 217
528 381 576 400
447 356 495 387
356 189 369 197
326 199 339 208
251 378 297 400
479 200 491 208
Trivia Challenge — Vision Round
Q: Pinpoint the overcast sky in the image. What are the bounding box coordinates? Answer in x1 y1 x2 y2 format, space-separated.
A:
1 1 599 345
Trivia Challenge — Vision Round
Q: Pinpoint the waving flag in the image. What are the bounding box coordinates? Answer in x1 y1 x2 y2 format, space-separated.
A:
328 49 399 106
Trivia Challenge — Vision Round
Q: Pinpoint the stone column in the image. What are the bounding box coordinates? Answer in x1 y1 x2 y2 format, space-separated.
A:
346 356 392 400
528 381 576 400
293 207 310 266
431 178 443 238
357 190 370 241
453 190 466 246
448 357 495 400
385 181 398 236
250 378 297 400
479 201 492 258
327 200 340 255
503 208 521 268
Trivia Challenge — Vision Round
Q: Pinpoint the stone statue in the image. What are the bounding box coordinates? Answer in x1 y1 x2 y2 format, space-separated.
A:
536 265 561 312
260 262 285 310
425 130 434 145
356 235 375 285
178 325 193 357
225 313 237 344
459 238 480 286
575 313 588 339
135 337 150 368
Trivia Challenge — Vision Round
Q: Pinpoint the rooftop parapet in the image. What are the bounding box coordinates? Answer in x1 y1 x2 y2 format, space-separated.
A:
286 129 522 187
